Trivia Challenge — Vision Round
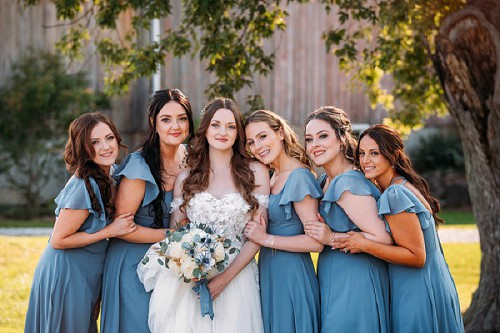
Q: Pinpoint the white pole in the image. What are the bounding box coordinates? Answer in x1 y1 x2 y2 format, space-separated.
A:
152 18 161 92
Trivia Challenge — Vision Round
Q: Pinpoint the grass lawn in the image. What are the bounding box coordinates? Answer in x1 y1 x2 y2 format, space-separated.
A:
440 209 475 226
0 209 475 229
1 236 479 332
0 219 54 228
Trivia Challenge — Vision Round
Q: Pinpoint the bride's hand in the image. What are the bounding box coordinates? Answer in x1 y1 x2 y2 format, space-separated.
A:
207 273 230 300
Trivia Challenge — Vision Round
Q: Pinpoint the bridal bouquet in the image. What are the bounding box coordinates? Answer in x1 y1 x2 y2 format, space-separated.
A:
141 222 239 319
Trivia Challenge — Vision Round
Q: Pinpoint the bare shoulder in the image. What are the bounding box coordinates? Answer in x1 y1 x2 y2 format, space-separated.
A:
249 161 270 192
249 160 268 175
175 168 191 185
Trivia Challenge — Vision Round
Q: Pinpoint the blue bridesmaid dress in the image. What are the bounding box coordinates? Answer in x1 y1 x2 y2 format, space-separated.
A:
25 176 110 333
318 170 390 333
259 168 321 333
100 151 172 333
379 178 464 333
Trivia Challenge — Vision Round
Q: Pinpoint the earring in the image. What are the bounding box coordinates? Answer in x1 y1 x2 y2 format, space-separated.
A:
391 165 395 169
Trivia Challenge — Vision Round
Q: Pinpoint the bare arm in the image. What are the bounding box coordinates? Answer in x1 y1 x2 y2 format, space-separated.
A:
114 177 166 243
207 162 269 299
246 194 324 252
51 209 136 249
337 191 392 244
305 191 391 247
169 170 189 228
333 212 426 268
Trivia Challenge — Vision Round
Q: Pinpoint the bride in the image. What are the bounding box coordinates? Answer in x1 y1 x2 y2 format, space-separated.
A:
138 97 270 333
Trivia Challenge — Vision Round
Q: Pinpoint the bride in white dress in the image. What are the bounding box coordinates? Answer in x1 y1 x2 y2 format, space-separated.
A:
138 97 270 333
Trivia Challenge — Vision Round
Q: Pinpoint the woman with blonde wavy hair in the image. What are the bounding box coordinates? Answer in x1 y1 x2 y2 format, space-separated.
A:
244 109 323 333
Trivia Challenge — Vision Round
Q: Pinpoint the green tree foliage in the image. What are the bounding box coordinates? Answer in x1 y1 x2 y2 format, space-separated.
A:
0 50 107 213
321 0 466 128
22 0 287 105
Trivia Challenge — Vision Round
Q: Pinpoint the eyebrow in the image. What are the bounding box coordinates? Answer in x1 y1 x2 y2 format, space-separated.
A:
159 113 186 118
306 129 328 136
210 120 236 124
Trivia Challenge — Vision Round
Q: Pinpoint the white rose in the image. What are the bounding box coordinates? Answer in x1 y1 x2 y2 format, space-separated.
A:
181 258 199 279
213 244 225 262
167 242 183 259
167 259 182 276
181 233 193 243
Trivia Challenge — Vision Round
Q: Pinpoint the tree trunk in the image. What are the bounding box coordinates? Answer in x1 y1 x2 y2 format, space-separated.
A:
435 0 500 331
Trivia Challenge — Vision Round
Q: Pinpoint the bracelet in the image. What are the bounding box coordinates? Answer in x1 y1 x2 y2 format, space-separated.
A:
330 232 336 245
269 235 276 248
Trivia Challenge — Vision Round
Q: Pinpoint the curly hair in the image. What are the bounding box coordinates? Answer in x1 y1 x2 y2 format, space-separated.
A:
142 88 194 228
181 97 259 214
304 106 358 168
245 109 314 172
357 124 444 225
63 112 126 218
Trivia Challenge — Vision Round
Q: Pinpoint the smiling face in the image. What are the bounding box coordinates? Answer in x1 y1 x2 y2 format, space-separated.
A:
245 121 285 165
155 101 190 148
205 108 238 151
304 119 343 167
358 135 392 182
90 121 119 172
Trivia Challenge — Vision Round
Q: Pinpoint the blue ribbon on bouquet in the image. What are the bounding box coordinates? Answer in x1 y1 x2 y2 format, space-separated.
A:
192 279 214 320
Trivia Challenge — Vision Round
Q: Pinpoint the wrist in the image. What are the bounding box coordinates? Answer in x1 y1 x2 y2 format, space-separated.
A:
329 231 336 246
268 234 276 248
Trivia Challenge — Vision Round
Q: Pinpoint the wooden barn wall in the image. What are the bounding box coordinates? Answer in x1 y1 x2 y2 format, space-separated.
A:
0 0 386 152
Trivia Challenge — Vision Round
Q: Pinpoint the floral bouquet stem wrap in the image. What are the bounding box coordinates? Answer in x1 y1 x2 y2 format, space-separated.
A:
140 222 239 320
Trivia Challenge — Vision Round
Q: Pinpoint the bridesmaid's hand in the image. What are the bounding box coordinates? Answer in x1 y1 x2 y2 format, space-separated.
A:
207 273 230 300
244 214 267 245
108 213 137 237
304 213 334 246
332 231 367 254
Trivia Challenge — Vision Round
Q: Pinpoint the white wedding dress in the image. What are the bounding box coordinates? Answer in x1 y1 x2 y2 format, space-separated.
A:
137 192 268 333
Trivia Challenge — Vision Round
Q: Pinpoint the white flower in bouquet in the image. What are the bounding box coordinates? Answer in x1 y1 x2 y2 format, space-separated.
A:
167 259 182 275
213 243 225 262
181 257 198 279
168 242 183 259
196 251 216 271
181 232 194 243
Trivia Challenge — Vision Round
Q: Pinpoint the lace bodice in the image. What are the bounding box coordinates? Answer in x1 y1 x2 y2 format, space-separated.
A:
171 192 269 246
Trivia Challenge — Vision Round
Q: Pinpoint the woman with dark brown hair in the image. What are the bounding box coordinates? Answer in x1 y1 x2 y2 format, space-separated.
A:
138 97 269 332
334 124 464 332
100 88 194 333
303 107 392 333
25 112 135 333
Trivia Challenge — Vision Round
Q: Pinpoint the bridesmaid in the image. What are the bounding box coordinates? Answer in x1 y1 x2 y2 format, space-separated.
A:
100 89 194 332
303 106 392 333
244 109 323 333
25 112 136 333
334 124 464 332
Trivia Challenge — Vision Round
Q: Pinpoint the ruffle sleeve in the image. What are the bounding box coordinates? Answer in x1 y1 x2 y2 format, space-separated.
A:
54 176 107 234
378 185 431 230
322 170 380 214
114 151 160 207
279 168 322 220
